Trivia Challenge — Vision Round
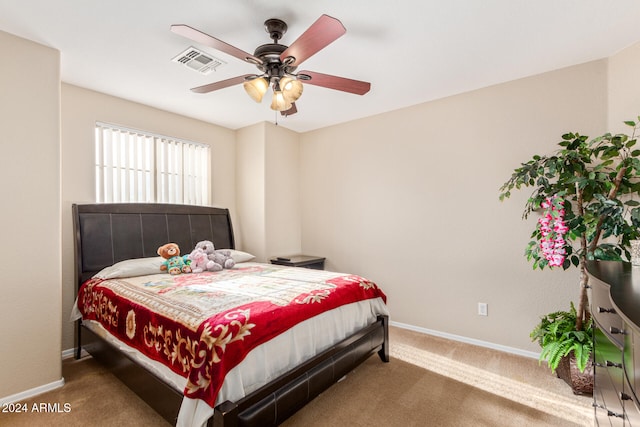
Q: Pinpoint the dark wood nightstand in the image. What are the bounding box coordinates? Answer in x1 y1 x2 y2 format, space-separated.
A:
270 255 326 270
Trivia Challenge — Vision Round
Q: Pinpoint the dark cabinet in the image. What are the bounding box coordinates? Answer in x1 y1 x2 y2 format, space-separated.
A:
587 261 640 426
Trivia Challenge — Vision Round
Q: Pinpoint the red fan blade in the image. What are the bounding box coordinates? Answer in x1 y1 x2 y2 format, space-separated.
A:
299 71 370 95
280 15 346 66
281 103 298 116
171 24 262 64
190 74 254 94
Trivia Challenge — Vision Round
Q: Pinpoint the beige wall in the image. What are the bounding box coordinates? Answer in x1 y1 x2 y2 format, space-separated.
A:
60 84 237 352
299 60 609 353
236 123 267 259
608 42 640 132
235 122 301 261
265 123 301 258
0 31 62 398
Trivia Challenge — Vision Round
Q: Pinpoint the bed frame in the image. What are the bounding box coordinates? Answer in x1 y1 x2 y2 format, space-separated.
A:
72 203 389 427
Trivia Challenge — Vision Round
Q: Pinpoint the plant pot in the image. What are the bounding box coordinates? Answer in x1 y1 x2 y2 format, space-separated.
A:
556 354 593 395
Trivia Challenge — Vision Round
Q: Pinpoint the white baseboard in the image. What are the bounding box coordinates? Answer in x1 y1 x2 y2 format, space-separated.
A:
0 348 90 405
0 378 65 406
389 320 540 360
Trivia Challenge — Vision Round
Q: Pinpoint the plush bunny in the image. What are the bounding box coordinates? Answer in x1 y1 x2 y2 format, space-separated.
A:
188 247 221 272
195 240 235 270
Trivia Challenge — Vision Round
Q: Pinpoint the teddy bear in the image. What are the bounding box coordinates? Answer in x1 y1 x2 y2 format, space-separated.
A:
195 240 235 270
187 247 221 273
157 243 192 275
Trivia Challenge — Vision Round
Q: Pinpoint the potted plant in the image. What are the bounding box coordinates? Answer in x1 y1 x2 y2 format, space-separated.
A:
529 303 593 394
499 118 640 393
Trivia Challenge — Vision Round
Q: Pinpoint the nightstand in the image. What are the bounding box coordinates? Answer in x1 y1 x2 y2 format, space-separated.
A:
270 255 326 270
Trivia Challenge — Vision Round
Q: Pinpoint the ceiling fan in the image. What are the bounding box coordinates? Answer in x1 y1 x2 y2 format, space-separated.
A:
170 14 371 116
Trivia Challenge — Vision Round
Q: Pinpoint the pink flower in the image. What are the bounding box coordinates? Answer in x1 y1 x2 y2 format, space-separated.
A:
538 195 568 267
554 221 568 234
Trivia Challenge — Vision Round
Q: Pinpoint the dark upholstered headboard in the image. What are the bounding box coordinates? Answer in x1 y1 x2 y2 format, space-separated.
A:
73 203 235 287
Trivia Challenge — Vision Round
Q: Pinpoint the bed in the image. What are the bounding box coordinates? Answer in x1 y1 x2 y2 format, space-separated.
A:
72 203 389 427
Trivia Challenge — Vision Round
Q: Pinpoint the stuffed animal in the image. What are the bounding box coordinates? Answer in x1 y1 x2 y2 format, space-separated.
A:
157 243 192 275
187 247 221 273
195 240 235 270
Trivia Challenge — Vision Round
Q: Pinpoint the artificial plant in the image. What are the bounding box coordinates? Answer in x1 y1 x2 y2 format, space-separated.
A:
499 118 640 344
529 303 593 372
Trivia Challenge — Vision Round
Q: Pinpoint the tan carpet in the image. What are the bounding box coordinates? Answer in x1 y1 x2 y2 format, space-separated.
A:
0 326 592 426
285 327 592 426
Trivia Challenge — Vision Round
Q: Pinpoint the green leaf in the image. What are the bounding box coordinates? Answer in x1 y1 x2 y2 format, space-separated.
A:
530 303 593 373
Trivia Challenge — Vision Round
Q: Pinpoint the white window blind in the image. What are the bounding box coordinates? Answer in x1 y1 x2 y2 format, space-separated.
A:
95 122 210 205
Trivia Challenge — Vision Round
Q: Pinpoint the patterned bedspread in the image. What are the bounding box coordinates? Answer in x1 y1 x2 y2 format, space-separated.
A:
76 263 387 406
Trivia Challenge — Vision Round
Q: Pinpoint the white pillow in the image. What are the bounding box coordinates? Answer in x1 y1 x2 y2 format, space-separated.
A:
228 249 255 263
93 257 164 279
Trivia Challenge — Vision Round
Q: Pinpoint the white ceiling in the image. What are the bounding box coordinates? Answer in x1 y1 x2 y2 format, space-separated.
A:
1 0 640 133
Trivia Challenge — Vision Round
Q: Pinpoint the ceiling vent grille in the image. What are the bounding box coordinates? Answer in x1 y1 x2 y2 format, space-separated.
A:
172 47 226 74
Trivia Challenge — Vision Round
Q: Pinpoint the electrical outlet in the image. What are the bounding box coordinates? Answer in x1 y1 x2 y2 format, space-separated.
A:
478 302 488 316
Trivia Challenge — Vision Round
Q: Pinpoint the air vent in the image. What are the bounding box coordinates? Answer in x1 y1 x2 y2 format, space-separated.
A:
172 47 226 74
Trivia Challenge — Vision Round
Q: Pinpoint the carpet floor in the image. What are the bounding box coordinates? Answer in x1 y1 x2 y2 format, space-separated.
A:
0 326 593 426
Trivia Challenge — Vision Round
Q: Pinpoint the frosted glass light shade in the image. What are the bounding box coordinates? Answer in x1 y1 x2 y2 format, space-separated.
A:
279 77 303 103
243 77 268 103
270 90 292 111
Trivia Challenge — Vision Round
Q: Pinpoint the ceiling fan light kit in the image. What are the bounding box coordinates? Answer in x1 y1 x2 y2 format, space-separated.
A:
270 89 292 112
279 77 303 102
243 77 269 103
171 14 370 116
241 75 301 109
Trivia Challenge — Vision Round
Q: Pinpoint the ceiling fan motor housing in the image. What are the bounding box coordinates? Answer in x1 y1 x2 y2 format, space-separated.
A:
253 44 296 78
254 20 297 83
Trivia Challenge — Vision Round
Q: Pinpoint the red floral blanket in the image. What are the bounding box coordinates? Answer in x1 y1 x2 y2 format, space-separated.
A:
77 263 387 406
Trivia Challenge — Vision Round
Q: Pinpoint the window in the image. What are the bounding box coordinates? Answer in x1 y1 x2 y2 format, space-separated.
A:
95 122 210 205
